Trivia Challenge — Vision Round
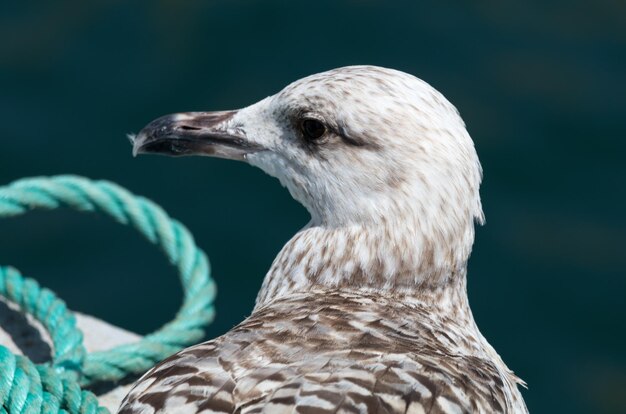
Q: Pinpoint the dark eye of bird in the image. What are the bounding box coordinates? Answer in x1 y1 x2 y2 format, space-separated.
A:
301 119 326 141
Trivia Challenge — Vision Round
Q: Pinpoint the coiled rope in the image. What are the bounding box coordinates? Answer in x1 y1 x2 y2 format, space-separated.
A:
0 175 217 413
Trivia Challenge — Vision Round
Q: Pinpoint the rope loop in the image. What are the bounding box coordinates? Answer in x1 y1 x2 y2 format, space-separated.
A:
0 175 217 413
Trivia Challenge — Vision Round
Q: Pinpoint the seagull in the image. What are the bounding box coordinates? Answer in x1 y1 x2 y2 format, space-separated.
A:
122 66 527 414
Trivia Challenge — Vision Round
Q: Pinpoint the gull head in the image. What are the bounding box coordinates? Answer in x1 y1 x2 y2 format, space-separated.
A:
133 66 485 287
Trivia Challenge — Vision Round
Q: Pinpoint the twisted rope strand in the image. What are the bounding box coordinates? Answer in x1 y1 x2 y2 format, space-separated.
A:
0 175 217 413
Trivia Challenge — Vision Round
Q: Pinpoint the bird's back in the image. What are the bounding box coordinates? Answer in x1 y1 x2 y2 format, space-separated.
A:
119 290 526 414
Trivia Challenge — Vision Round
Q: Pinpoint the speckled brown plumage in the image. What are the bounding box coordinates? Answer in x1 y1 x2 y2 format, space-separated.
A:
123 66 528 413
120 287 524 413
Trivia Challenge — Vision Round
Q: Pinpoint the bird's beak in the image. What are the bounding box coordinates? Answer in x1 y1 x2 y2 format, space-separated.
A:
131 111 264 161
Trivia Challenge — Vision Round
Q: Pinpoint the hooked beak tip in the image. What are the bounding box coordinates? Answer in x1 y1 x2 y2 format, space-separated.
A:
127 133 140 157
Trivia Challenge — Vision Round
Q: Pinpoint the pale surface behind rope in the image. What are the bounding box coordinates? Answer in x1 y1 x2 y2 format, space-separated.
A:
0 297 141 412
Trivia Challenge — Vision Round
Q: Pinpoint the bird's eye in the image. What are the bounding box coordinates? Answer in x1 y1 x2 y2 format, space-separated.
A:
301 119 326 141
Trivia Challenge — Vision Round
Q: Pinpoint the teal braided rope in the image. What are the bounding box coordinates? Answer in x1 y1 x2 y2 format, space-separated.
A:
0 268 110 413
0 266 85 379
0 175 216 385
0 347 107 414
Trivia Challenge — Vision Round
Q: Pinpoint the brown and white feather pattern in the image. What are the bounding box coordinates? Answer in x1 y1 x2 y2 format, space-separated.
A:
120 66 527 413
120 289 525 414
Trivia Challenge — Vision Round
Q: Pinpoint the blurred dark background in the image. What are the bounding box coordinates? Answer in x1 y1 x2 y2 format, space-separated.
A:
1 1 624 413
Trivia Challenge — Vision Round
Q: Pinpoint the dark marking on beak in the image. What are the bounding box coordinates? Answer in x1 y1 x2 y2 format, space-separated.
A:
132 111 265 161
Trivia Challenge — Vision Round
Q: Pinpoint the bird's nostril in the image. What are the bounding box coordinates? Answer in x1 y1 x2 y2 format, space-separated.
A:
179 125 201 131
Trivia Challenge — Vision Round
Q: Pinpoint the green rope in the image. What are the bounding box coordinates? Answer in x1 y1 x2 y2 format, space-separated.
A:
0 175 217 413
